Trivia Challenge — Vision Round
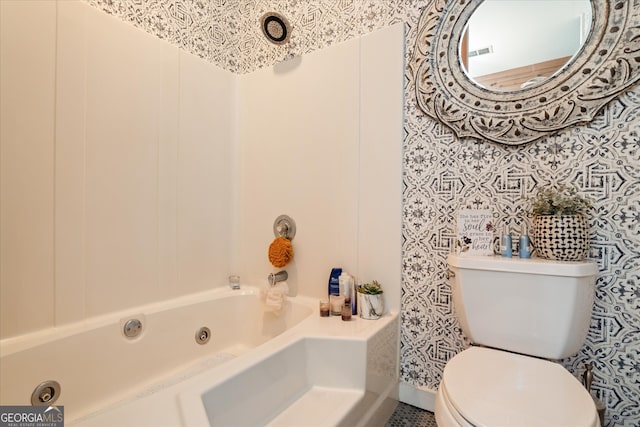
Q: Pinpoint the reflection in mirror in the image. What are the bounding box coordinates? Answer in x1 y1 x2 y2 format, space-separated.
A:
460 0 592 91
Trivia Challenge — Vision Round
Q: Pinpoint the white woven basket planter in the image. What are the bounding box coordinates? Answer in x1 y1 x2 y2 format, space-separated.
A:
532 215 589 261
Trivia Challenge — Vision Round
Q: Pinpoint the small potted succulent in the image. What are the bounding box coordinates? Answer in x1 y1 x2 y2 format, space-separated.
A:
357 280 384 320
529 185 592 261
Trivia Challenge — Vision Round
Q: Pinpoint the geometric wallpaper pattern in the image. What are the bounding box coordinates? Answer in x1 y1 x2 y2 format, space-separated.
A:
86 1 640 425
87 0 421 74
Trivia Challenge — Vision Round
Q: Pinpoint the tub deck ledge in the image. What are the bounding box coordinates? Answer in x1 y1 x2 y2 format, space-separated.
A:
71 311 399 427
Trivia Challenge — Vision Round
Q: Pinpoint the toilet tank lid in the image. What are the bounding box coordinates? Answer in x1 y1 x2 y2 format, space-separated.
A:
447 254 598 277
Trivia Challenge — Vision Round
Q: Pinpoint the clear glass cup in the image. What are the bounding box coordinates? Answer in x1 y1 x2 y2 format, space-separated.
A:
229 275 240 289
341 302 352 321
319 299 330 317
329 295 345 316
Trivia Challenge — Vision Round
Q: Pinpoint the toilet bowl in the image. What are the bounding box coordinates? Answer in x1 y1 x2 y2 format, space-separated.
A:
434 346 599 427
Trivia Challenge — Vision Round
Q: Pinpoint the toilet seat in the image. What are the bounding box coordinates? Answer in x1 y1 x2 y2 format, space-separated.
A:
438 346 599 427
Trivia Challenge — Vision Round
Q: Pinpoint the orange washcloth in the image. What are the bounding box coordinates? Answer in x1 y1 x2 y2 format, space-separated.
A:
268 237 294 268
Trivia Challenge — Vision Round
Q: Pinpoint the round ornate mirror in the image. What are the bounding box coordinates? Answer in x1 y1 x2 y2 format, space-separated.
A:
410 0 640 145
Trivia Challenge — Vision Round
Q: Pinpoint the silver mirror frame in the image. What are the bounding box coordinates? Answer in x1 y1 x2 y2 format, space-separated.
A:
410 0 640 145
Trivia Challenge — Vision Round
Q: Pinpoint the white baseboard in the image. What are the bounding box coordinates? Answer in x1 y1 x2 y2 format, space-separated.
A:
398 382 437 412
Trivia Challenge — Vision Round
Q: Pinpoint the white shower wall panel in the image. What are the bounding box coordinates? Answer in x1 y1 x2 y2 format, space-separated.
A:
0 1 236 338
236 25 403 306
0 0 57 337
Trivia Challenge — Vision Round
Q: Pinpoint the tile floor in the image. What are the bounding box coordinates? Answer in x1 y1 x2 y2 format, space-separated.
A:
385 402 437 427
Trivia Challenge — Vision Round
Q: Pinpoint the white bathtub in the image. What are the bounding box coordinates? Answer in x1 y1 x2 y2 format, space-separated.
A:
0 286 399 426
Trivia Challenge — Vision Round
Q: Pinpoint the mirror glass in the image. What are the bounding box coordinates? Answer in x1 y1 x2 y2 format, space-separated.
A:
460 0 592 91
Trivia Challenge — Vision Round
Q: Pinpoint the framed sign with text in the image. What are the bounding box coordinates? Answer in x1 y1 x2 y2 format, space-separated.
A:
456 209 494 256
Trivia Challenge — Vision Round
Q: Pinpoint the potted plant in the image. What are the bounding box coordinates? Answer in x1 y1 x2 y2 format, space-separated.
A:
529 185 591 261
357 280 384 320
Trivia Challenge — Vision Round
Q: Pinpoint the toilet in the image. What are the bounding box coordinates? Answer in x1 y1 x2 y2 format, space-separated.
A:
436 254 600 427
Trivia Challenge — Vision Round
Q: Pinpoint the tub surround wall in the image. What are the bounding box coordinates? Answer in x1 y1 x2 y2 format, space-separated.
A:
0 1 57 336
1 1 236 337
1 1 402 335
236 24 404 309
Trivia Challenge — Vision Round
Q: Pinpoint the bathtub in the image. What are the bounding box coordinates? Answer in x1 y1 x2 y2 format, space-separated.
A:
0 286 399 426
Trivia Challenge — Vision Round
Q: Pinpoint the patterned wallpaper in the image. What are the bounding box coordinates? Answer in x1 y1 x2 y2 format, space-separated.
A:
86 1 639 425
87 0 417 74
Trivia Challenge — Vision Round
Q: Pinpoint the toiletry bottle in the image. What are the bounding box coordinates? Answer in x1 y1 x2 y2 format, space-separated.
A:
339 271 351 304
519 223 531 259
501 225 512 258
328 268 343 316
350 276 357 315
354 279 362 316
328 268 342 297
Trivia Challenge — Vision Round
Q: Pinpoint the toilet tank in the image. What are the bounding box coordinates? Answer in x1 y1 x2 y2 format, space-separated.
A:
447 254 597 359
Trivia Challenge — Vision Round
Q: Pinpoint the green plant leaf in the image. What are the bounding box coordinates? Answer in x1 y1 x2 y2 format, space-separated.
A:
528 185 591 216
358 280 383 295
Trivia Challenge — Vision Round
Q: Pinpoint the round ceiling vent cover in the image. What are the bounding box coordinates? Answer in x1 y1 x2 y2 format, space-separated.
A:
261 12 292 45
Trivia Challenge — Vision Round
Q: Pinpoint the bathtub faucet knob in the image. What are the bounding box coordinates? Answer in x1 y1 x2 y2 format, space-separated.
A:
268 271 288 287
